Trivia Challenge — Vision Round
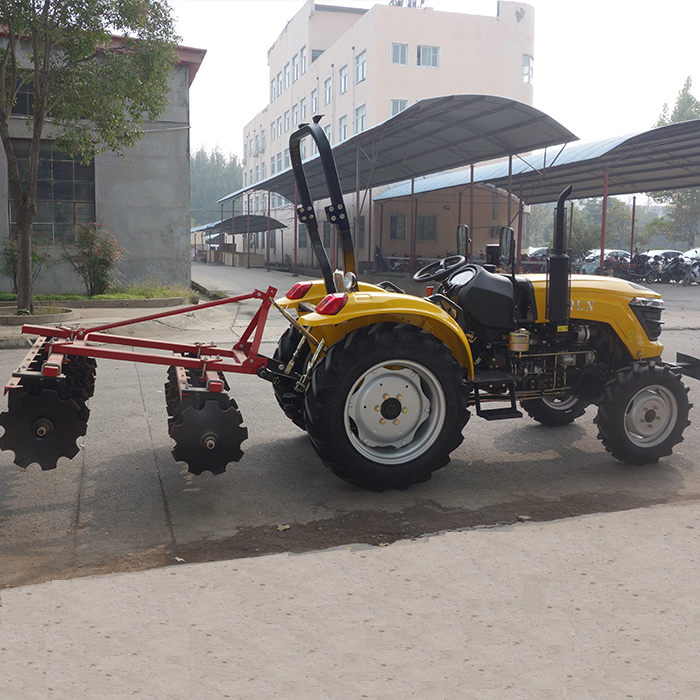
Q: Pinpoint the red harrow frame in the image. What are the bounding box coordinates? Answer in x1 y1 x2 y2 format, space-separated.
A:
0 287 285 475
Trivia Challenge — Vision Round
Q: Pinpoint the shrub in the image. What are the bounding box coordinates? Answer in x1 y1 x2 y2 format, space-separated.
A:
62 223 126 297
0 238 51 293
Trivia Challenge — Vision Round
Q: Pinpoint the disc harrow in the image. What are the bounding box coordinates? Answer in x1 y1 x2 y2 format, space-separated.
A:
0 288 283 475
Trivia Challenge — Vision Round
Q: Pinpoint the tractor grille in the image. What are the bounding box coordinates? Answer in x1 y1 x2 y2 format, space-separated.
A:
630 297 664 341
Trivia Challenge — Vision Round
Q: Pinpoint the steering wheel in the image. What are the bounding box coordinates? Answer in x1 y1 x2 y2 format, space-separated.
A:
413 255 466 282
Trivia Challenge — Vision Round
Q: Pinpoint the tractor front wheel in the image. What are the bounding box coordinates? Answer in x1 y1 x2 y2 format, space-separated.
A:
521 395 588 426
595 362 690 464
304 323 468 490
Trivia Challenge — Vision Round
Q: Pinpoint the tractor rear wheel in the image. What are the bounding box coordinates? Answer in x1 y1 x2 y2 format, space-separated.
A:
521 395 588 426
595 362 690 464
272 326 309 430
304 322 468 491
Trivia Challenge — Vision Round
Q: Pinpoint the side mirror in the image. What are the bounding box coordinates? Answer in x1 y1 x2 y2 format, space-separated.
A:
499 226 514 266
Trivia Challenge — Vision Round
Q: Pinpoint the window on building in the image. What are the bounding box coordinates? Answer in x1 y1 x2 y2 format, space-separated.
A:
284 110 290 132
300 97 307 121
416 215 437 241
254 134 259 154
276 152 282 172
244 171 248 187
13 140 97 245
311 88 318 114
300 46 307 74
249 138 253 155
276 116 282 137
292 54 299 82
391 99 408 116
276 72 282 95
249 169 252 184
338 115 347 142
310 138 318 156
357 215 365 248
523 54 534 84
324 77 332 105
292 103 299 127
271 121 276 141
284 148 290 169
417 45 440 68
391 43 408 66
322 220 331 247
284 63 290 89
271 156 276 175
338 64 348 94
324 124 332 144
389 214 406 241
299 223 308 248
261 162 266 180
270 229 276 249
300 138 307 160
254 165 259 182
270 79 275 102
261 129 266 151
243 142 247 159
355 103 366 134
356 49 367 83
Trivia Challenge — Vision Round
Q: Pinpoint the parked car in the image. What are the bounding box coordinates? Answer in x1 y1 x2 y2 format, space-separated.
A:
683 247 700 259
641 249 683 260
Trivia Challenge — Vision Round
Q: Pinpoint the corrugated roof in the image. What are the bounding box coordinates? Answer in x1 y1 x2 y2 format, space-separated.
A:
218 94 578 204
374 120 700 203
191 214 287 235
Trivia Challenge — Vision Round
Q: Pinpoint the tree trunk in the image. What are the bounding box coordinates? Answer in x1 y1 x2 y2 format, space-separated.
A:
15 203 34 314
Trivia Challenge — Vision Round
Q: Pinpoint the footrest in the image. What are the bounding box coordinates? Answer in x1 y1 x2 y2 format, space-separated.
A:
477 407 523 421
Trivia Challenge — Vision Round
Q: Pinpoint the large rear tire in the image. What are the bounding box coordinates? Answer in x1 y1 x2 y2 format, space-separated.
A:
272 327 309 430
595 362 690 464
521 395 588 426
304 323 469 491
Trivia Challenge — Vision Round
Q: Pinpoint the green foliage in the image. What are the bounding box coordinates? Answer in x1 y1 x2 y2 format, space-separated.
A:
190 146 244 226
61 223 126 297
0 0 179 312
0 238 51 293
655 77 700 127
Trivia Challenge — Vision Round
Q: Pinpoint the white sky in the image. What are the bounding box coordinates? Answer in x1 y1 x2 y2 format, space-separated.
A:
169 0 700 159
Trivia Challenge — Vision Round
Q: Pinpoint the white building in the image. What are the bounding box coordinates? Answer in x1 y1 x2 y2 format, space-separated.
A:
238 0 535 270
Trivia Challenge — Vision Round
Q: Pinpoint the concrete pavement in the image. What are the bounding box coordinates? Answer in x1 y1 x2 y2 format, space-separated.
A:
1 266 700 697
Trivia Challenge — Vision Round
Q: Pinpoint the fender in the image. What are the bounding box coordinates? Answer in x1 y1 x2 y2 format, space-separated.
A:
294 289 475 378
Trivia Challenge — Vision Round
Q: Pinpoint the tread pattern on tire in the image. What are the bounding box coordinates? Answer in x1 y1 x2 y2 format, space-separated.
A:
521 396 588 426
272 327 308 430
304 322 469 490
594 361 691 465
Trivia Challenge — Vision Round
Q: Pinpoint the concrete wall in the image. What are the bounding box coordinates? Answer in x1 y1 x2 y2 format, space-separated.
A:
0 63 192 295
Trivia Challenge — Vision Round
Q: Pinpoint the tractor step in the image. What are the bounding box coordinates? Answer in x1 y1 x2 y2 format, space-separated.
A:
477 406 523 421
469 373 523 421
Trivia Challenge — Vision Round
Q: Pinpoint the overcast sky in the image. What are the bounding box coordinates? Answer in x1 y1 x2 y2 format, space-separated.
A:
169 0 700 158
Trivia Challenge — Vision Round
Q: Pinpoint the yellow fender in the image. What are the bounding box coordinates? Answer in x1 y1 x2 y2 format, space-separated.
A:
282 287 475 378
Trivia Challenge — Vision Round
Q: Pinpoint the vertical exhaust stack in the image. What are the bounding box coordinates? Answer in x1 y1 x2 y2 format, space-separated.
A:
547 185 573 325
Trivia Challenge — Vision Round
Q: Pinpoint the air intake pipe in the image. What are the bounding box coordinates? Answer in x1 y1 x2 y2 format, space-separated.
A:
547 185 573 325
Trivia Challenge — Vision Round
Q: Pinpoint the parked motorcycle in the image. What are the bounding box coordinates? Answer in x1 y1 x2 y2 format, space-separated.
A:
612 253 660 284
658 254 691 284
682 257 700 286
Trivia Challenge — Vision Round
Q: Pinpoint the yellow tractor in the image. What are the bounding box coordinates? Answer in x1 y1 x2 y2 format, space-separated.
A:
270 121 700 490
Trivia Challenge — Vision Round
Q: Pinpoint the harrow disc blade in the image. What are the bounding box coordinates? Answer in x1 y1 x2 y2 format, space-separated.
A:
0 388 88 470
169 396 248 475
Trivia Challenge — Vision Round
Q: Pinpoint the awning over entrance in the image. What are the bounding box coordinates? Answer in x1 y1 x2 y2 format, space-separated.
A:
191 214 287 236
217 94 578 204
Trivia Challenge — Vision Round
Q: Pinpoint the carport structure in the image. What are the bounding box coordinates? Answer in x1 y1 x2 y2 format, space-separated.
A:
191 214 286 268
217 94 577 272
376 118 700 272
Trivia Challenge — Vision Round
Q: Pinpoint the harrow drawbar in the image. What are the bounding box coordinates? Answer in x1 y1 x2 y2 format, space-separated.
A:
0 287 280 476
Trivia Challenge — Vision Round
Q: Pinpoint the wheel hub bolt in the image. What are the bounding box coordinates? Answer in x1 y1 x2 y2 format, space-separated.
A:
380 418 386 424
393 419 400 425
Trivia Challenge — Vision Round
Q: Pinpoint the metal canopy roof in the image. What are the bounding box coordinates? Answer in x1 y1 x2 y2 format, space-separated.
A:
218 94 578 204
191 215 287 236
374 119 700 204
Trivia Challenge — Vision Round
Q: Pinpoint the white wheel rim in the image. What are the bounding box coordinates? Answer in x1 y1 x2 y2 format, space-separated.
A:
623 385 678 447
541 395 579 411
345 360 446 465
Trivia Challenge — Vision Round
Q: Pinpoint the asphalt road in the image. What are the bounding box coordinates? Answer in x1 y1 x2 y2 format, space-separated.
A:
1 264 700 587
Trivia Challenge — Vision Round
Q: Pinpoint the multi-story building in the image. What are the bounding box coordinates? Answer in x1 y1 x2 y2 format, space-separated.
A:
239 0 535 270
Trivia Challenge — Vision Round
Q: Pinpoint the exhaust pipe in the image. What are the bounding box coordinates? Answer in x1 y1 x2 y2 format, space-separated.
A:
547 185 573 325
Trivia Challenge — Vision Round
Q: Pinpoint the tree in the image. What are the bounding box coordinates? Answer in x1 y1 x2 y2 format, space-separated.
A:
648 77 700 249
0 0 178 313
190 146 243 227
